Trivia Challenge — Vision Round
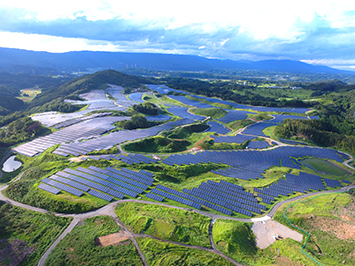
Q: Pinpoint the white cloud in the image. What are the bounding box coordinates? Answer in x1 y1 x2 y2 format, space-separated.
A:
2 0 355 40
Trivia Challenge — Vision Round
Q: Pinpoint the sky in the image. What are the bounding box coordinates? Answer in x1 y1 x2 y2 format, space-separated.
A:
1 0 355 70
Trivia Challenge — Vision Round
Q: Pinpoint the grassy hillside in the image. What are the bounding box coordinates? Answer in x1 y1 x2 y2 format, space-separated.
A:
274 192 355 266
0 202 71 266
137 238 234 266
115 202 211 247
45 216 141 266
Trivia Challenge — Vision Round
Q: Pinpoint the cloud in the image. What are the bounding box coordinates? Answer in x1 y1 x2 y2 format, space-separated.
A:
1 0 355 68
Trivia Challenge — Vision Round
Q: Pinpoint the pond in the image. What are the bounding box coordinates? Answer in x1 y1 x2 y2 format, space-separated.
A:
2 155 22 173
300 158 350 176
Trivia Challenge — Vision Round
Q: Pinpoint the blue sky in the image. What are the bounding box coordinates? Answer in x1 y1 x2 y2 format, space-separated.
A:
1 0 355 70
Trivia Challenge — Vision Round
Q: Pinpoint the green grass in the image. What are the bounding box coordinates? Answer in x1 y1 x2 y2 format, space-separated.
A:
0 202 71 266
273 192 355 266
45 216 142 266
227 119 255 130
115 202 211 247
123 124 211 153
247 113 273 121
189 107 228 119
137 237 234 266
17 88 42 102
300 158 351 176
262 125 279 139
212 219 259 265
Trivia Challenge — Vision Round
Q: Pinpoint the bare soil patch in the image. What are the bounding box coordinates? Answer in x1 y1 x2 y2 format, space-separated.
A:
311 217 355 240
95 231 130 247
0 239 35 266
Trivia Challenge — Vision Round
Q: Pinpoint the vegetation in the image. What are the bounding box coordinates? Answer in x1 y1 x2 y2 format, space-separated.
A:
164 78 314 108
275 118 355 154
248 113 273 121
227 119 255 130
115 114 161 130
4 150 107 213
0 116 49 147
274 192 355 266
212 219 258 265
199 138 249 150
137 238 234 266
300 158 351 176
0 202 71 266
123 124 209 153
115 202 211 247
132 102 160 115
45 216 142 266
190 107 228 119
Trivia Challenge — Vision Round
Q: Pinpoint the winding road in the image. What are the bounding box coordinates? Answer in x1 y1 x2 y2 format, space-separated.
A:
1 180 354 266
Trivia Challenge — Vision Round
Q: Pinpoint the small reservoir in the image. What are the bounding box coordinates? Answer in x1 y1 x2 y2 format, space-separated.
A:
2 155 22 173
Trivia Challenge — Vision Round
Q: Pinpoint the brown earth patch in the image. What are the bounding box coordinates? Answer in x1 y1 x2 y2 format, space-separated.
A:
274 256 303 266
95 231 130 247
0 239 35 266
312 217 355 240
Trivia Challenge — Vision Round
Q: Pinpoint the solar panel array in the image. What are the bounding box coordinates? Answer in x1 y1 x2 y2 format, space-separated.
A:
53 118 195 156
52 112 112 129
211 134 255 144
323 178 341 188
161 146 343 182
217 110 252 124
204 121 231 135
167 107 205 121
129 93 144 103
342 180 351 184
152 185 202 209
254 172 329 201
38 166 155 201
241 122 278 137
14 116 126 157
247 140 271 149
38 183 60 195
144 180 266 217
145 192 164 202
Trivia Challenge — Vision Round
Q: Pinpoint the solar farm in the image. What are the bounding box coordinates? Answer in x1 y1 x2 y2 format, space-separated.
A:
11 83 353 219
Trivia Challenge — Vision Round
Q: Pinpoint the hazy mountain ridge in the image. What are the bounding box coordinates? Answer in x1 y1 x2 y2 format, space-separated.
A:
0 47 350 74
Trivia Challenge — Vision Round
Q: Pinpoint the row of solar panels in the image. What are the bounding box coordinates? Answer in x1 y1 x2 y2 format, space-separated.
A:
38 166 155 201
146 181 266 217
254 172 346 202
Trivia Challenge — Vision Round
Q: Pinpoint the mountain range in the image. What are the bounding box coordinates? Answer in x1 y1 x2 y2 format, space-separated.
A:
0 47 351 75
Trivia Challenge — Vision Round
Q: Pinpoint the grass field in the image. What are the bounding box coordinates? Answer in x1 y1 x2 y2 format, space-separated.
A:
17 88 42 102
189 107 228 119
300 158 351 176
0 202 71 266
273 192 355 266
227 119 255 130
45 216 142 266
115 202 211 247
137 237 234 266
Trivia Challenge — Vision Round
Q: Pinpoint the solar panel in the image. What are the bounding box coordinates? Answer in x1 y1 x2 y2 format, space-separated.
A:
146 192 164 202
47 180 83 197
38 183 60 195
87 189 113 201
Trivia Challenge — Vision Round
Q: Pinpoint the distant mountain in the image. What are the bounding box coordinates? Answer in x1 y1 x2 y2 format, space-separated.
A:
0 47 350 74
